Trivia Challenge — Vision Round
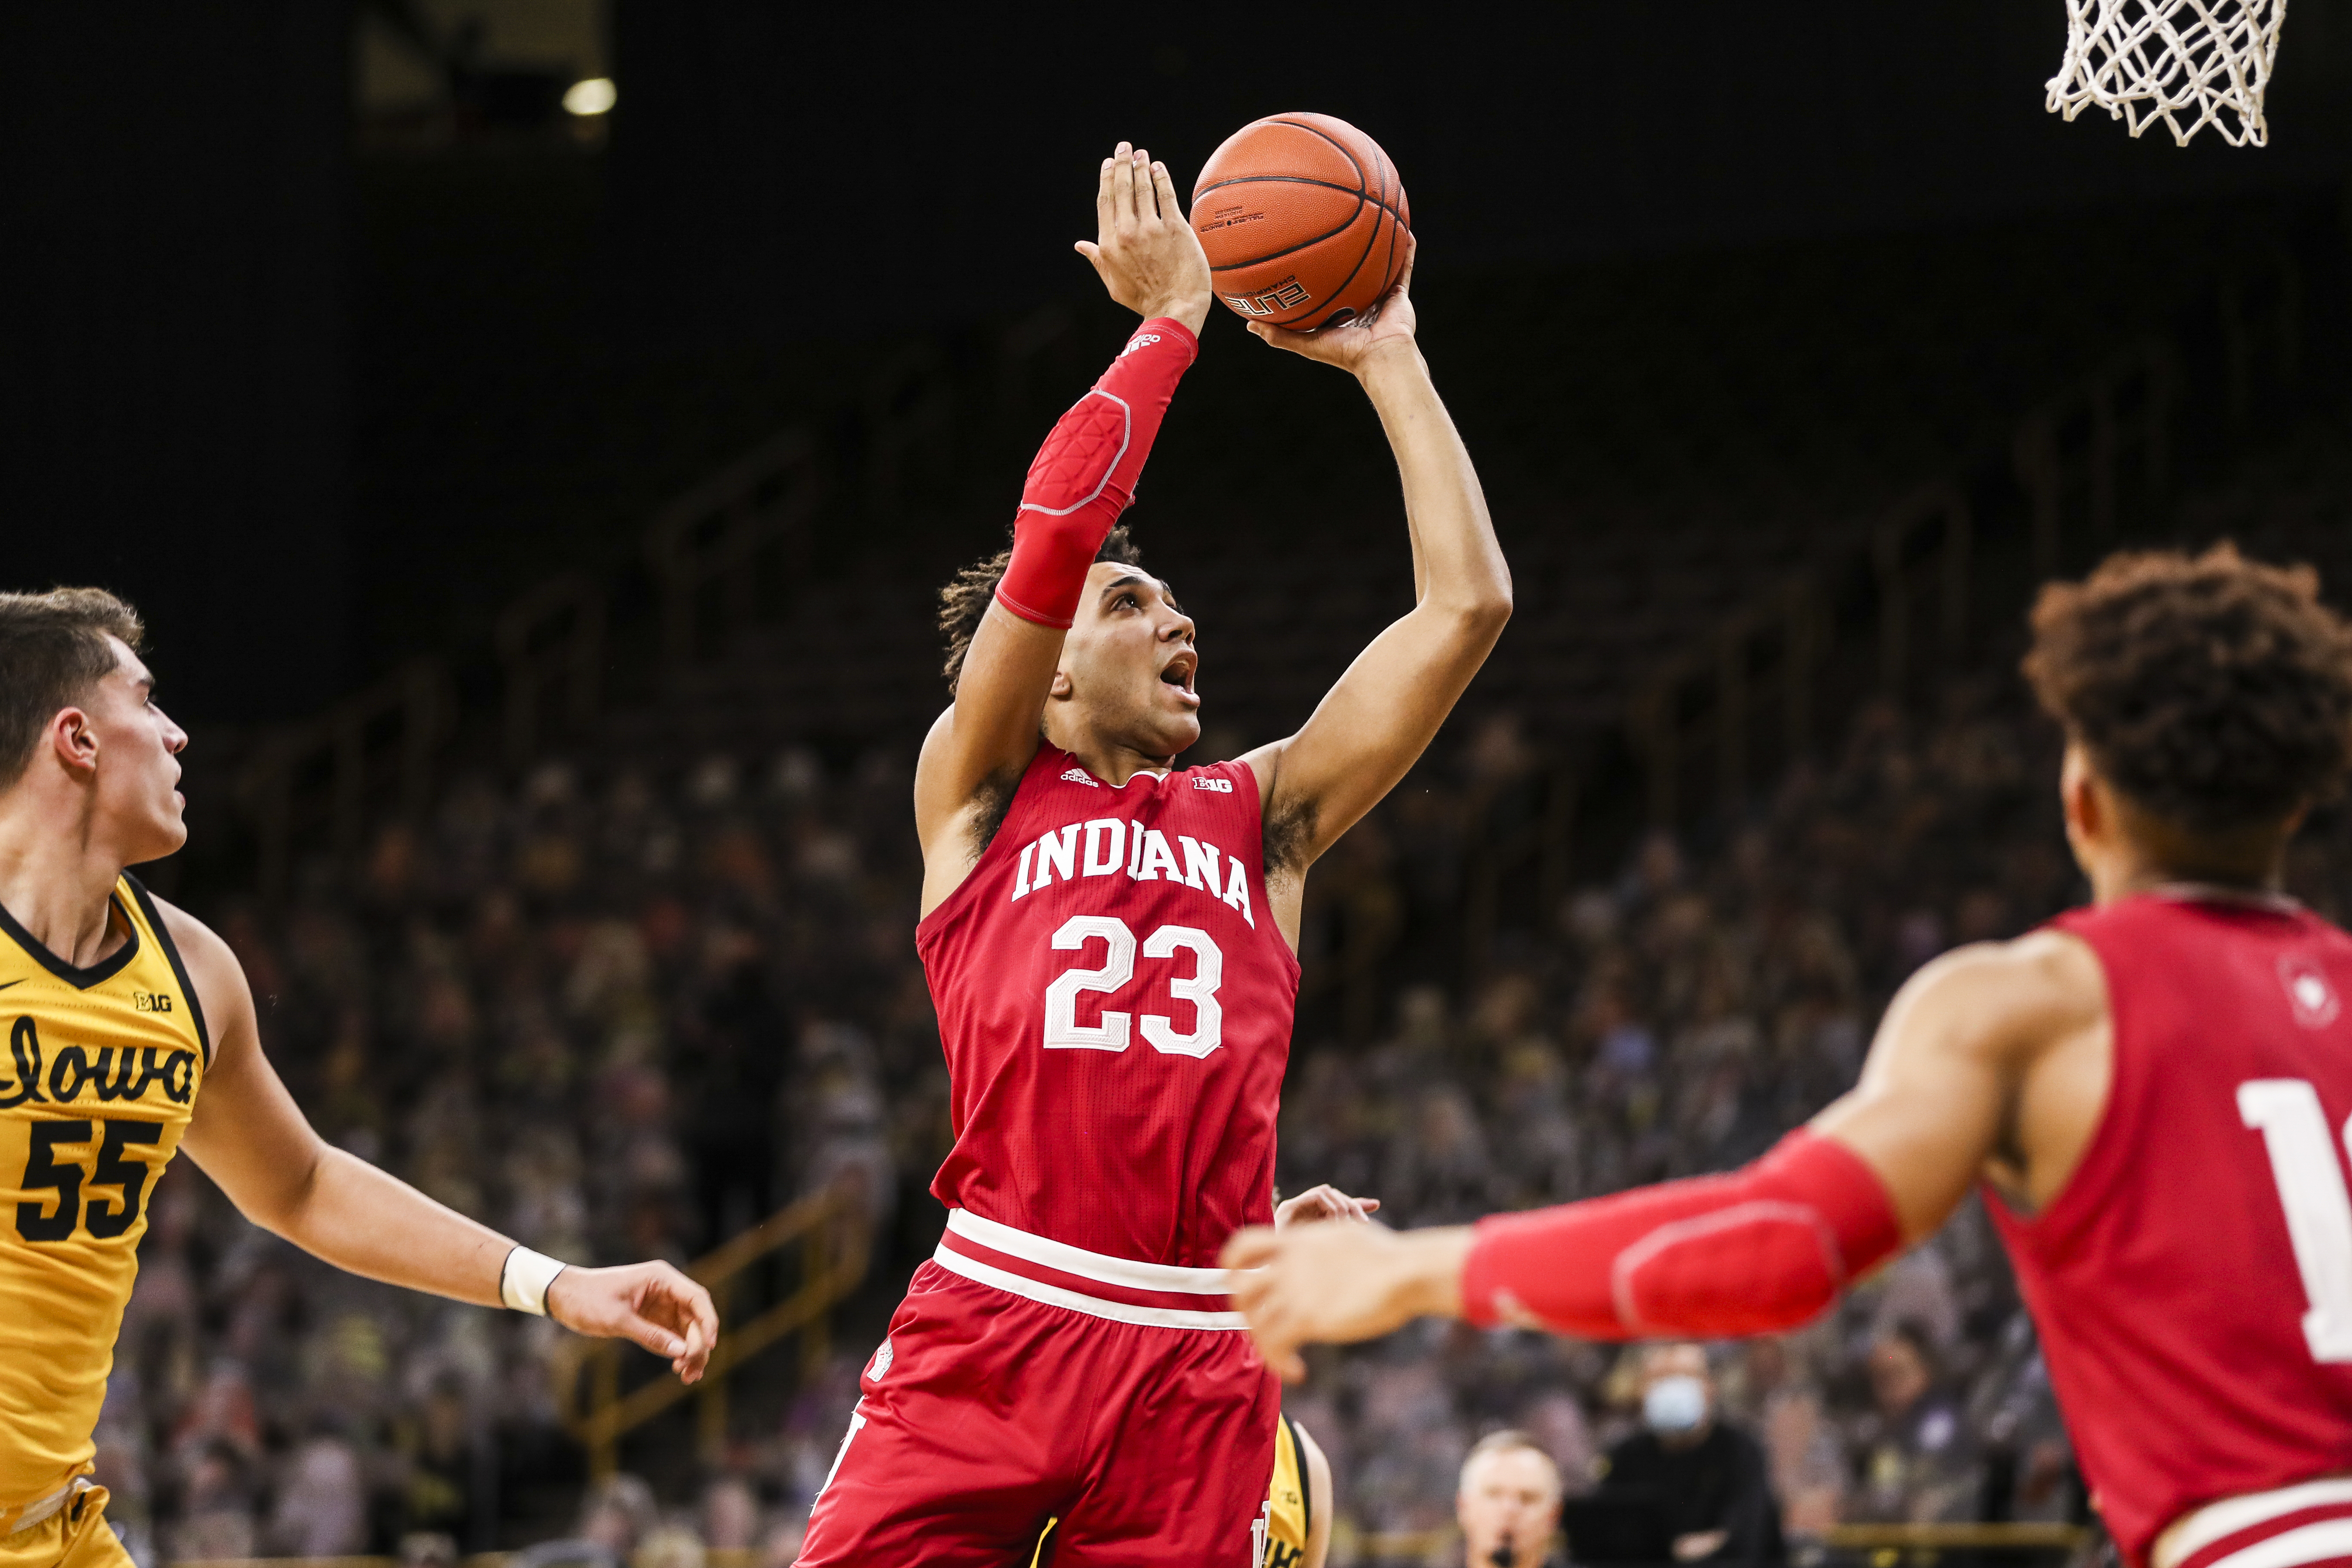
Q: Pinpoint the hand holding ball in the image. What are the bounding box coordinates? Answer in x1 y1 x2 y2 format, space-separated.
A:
1191 113 1412 333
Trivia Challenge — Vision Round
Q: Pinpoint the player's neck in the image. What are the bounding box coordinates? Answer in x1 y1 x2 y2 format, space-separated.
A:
0 787 135 968
2093 852 2285 906
1049 726 1177 787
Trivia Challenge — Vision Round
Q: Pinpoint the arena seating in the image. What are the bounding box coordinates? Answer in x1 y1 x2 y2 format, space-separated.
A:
127 190 2352 1559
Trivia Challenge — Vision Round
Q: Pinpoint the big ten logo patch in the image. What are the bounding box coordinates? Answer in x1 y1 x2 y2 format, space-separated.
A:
1222 277 1311 318
1194 775 1233 793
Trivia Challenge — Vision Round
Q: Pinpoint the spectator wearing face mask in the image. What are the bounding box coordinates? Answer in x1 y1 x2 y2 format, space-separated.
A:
1596 1344 1785 1563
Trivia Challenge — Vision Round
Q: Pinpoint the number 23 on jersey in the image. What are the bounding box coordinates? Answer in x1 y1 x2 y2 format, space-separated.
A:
1043 916 1223 1059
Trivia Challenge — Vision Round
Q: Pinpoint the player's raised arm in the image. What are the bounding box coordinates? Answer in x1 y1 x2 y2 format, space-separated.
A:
1220 928 2107 1380
1239 238 1513 907
163 897 720 1383
914 144 1211 910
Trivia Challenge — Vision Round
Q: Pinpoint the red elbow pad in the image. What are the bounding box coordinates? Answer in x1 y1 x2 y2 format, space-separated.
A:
995 318 1198 629
1460 1129 1902 1340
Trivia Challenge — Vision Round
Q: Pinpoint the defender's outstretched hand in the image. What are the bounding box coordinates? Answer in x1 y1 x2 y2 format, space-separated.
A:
1273 1183 1381 1228
1249 234 1418 375
547 1261 721 1384
1074 142 1212 334
1222 1220 1470 1383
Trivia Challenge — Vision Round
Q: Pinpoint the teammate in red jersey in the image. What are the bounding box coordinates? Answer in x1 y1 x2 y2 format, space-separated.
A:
794 142 1509 1565
1228 543 2352 1568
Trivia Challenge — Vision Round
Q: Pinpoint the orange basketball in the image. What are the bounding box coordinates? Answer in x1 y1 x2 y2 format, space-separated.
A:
1191 112 1411 332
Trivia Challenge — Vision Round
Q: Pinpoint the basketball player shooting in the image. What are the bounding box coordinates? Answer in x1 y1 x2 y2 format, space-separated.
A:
1228 545 2352 1568
794 143 1510 1564
0 592 719 1565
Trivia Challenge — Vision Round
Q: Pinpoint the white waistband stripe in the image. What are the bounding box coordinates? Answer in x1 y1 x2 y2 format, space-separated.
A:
931 1244 1248 1330
2158 1480 2352 1568
944 1209 1240 1295
2207 1519 2352 1568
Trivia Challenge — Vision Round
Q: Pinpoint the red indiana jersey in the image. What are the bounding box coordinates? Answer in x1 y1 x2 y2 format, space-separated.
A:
916 746 1300 1269
1991 891 2352 1567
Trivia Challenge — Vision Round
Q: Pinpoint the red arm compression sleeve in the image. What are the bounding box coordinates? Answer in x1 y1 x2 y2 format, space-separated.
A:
1459 1128 1902 1340
994 317 1199 629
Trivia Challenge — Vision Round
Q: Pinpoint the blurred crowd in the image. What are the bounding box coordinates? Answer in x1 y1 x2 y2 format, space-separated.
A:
112 669 2352 1562
106 747 939 1562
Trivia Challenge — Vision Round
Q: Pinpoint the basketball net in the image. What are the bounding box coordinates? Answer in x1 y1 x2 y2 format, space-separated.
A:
2046 0 2289 147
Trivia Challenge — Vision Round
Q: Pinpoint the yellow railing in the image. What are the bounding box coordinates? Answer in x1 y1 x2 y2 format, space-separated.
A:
551 1186 870 1482
1338 1522 2089 1563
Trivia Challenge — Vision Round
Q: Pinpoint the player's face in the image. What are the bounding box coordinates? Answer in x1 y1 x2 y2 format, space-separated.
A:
1058 562 1200 758
85 637 190 862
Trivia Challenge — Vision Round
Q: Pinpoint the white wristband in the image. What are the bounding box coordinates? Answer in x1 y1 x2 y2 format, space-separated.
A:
500 1246 568 1316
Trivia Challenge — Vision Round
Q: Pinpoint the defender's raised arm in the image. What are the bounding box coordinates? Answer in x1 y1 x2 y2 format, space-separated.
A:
914 144 1211 912
1239 239 1513 936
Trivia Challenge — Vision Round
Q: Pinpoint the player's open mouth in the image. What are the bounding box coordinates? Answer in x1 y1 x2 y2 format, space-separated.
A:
1159 651 1199 706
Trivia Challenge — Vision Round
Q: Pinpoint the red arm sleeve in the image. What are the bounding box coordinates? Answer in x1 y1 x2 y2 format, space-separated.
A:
1459 1128 1902 1340
995 317 1198 629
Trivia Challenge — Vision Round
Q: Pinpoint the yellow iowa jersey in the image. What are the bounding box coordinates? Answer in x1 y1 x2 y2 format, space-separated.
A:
1027 1415 1313 1567
0 876 208 1512
1263 1415 1312 1568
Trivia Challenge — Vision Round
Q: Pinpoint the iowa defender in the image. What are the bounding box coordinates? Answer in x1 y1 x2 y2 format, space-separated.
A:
1233 545 2352 1568
0 591 720 1564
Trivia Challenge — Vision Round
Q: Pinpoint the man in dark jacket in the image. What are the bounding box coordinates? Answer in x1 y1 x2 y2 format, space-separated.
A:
1598 1344 1785 1563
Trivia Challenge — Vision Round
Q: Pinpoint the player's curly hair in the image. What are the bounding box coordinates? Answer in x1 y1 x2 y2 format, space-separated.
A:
2022 542 2352 833
937 525 1144 693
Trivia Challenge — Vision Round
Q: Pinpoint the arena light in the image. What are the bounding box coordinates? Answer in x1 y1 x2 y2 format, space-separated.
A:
563 77 616 117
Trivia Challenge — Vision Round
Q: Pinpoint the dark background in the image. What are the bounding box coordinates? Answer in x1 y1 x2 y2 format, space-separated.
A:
3 0 2347 724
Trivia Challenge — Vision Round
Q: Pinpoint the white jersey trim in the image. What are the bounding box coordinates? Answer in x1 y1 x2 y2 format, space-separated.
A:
945 1208 1238 1295
2156 1478 2352 1568
2205 1519 2352 1568
930 1243 1248 1330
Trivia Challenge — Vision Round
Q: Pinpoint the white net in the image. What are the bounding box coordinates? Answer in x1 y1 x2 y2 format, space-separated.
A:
2046 0 2289 147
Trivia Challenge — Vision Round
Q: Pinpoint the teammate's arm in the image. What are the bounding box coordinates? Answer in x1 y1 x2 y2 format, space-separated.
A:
162 898 719 1381
1241 239 1513 901
915 144 1212 910
1222 931 2108 1378
1298 1420 1336 1568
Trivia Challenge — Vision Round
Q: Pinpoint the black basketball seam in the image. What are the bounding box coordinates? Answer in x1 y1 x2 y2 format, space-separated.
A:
1201 187 1369 273
1277 119 1391 327
1307 176 1386 328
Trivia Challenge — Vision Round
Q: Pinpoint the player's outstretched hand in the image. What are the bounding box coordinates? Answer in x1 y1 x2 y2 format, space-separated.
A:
1248 233 1418 377
1274 1183 1381 1228
1075 142 1213 336
1221 1219 1470 1383
546 1261 720 1384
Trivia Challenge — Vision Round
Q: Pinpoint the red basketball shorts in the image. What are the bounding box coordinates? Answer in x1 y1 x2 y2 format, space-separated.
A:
795 1211 1280 1566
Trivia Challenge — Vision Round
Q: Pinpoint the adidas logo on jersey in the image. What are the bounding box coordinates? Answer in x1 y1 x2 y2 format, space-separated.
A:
1009 818 1253 927
1060 769 1100 787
